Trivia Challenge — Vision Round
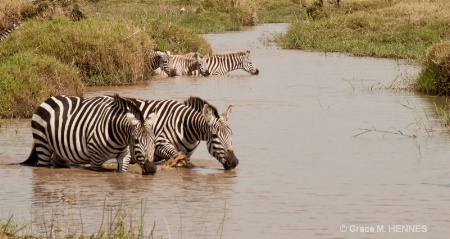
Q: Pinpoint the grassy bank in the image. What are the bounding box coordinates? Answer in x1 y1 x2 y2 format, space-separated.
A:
0 0 232 118
278 0 450 62
1 0 450 116
277 0 450 96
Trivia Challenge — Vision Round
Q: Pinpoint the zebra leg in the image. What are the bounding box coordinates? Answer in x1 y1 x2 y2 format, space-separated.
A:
116 150 131 173
89 154 106 172
34 144 53 166
50 154 70 168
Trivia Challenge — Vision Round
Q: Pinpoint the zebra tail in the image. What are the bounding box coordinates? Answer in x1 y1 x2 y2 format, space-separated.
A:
20 145 39 166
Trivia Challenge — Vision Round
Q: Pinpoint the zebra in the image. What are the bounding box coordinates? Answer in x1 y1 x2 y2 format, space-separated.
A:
0 23 19 42
167 53 210 76
154 52 209 77
190 50 259 75
128 96 239 170
147 49 172 76
21 94 159 175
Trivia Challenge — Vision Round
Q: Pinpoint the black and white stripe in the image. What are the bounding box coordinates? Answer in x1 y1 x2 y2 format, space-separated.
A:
22 94 158 174
168 53 210 76
192 50 259 75
0 23 19 42
147 49 172 76
129 96 238 170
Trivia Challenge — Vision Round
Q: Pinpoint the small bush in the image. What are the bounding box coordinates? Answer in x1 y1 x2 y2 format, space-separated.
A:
416 41 450 95
0 52 83 118
0 17 154 86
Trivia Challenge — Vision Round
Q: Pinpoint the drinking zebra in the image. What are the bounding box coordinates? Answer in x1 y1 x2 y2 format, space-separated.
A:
21 94 159 175
0 23 19 42
147 49 172 76
129 96 239 170
188 50 259 75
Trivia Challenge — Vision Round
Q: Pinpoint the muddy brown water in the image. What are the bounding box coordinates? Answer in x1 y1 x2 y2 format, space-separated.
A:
1 24 450 238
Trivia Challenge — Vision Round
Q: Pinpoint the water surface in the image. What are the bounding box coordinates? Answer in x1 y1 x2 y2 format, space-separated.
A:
1 24 450 239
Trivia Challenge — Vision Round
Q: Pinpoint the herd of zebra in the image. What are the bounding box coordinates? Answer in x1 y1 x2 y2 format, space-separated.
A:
20 48 257 173
21 94 239 174
5 21 258 174
149 49 259 77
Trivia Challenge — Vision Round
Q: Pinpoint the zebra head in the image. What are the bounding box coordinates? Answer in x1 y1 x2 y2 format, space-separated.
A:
203 104 238 170
127 112 158 175
196 53 210 76
242 50 259 75
155 50 172 76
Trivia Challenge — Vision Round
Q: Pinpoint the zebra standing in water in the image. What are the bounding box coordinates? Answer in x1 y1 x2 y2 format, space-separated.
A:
154 52 210 77
147 49 172 76
189 50 259 75
167 53 210 76
129 96 238 170
21 94 158 175
0 23 19 42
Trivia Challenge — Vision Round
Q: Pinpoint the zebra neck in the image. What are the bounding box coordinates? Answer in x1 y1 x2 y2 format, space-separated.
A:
183 115 209 142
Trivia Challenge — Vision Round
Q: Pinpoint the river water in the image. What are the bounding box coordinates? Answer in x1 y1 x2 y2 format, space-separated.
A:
1 24 450 239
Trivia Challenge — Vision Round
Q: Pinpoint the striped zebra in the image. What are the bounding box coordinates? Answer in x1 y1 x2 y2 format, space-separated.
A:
147 49 172 76
0 23 19 42
167 53 210 76
21 94 159 174
129 96 239 170
189 50 259 75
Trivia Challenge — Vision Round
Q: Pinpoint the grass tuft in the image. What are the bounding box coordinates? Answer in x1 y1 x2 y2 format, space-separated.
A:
416 41 450 95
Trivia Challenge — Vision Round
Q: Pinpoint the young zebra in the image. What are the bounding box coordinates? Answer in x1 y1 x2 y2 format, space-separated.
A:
0 23 19 42
191 50 259 75
147 49 172 76
152 52 209 77
129 96 239 170
21 94 159 175
165 53 210 77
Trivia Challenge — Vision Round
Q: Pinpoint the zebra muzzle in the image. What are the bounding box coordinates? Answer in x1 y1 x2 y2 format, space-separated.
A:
223 150 239 170
141 160 157 175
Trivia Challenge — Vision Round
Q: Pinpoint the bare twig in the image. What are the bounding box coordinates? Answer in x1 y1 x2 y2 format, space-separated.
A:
353 126 416 138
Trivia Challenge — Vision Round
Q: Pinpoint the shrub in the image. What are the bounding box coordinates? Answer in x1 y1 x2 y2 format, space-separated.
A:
0 17 154 86
0 52 83 118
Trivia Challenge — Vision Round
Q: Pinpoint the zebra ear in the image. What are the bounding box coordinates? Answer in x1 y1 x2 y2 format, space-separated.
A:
221 105 233 121
203 104 214 124
145 112 158 127
126 113 140 126
203 53 210 60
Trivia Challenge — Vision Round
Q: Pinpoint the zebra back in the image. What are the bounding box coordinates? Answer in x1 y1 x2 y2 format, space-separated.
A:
204 50 259 75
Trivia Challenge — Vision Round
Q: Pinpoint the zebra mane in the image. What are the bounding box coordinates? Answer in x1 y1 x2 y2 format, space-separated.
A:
183 96 219 118
112 94 145 122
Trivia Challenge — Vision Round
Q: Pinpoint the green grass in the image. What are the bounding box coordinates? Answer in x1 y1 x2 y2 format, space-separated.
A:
278 0 450 62
0 52 83 118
